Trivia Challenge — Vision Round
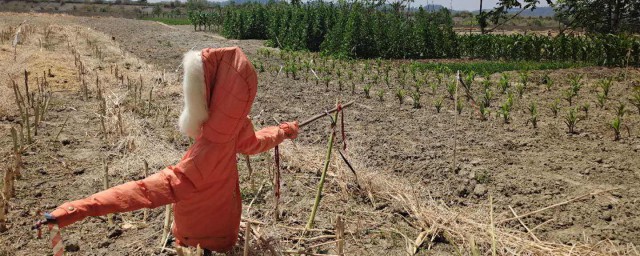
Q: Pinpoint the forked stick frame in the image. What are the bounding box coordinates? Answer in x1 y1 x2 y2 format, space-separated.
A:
299 100 354 128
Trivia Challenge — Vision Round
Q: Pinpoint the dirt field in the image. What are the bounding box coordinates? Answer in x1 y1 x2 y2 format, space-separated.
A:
1 13 639 256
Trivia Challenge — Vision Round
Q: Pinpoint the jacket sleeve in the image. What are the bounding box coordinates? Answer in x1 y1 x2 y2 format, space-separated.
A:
50 163 197 228
236 117 299 155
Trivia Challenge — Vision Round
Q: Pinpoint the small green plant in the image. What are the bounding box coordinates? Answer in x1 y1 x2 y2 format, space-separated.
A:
598 77 613 98
447 81 456 100
456 98 464 114
569 74 583 96
363 83 373 98
429 82 438 95
396 88 406 105
550 99 560 118
482 79 492 92
463 71 475 92
611 116 621 141
631 89 640 114
483 89 493 107
581 103 590 119
541 72 553 91
324 77 331 92
377 89 385 101
479 102 489 121
518 71 529 89
616 103 626 118
434 97 443 113
411 92 421 109
564 107 580 134
597 93 606 109
563 88 576 106
528 102 538 128
499 95 513 124
498 73 510 94
515 83 525 98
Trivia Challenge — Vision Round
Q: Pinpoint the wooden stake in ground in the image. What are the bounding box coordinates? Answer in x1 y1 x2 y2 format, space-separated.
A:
0 192 7 232
142 160 149 223
3 168 14 199
10 127 22 179
336 215 345 256
453 71 459 171
306 108 339 230
103 159 113 226
243 222 251 256
160 205 172 247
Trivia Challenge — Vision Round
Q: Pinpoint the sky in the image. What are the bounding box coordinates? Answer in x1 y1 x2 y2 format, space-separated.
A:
148 0 550 11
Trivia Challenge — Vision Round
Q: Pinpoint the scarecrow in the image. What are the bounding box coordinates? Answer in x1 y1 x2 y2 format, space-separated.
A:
36 47 299 253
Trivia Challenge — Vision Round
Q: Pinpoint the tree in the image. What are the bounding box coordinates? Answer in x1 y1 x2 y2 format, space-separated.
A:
483 0 553 33
555 0 640 34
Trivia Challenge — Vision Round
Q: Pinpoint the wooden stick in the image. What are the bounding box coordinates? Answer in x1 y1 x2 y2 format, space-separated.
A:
508 206 540 242
453 72 459 171
336 215 345 256
243 222 251 256
10 127 21 179
490 195 496 256
245 154 254 191
300 100 354 128
104 159 113 226
499 189 617 224
142 160 149 223
160 205 172 247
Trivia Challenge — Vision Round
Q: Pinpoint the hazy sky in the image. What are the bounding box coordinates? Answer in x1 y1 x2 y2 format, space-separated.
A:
149 0 550 11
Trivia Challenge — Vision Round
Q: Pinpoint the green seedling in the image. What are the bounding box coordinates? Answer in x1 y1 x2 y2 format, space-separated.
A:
456 97 463 114
528 102 538 128
550 99 560 118
434 97 443 113
597 93 606 109
564 107 580 134
411 92 421 109
447 81 456 100
479 102 489 121
364 83 373 98
598 77 613 98
377 89 385 101
515 83 525 98
616 103 626 118
611 116 622 141
581 103 590 119
396 88 406 105
498 73 510 94
631 89 640 114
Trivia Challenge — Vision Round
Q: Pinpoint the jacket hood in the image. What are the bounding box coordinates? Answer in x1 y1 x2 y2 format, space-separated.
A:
179 47 257 142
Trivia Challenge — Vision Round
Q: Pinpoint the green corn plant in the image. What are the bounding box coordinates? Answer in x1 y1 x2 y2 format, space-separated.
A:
528 102 538 129
542 73 554 92
581 103 590 119
377 89 385 101
616 103 626 118
482 79 492 92
396 88 406 105
569 74 583 96
434 97 443 113
447 81 456 100
550 99 560 118
598 78 613 98
515 83 525 98
597 93 606 109
411 92 421 109
611 116 622 141
463 71 475 92
483 89 493 107
479 102 489 121
324 77 331 92
631 89 640 114
429 82 438 95
563 88 576 106
413 79 422 93
498 73 510 94
518 71 529 89
499 101 511 124
360 73 365 83
336 69 342 80
564 107 580 134
384 75 390 87
363 83 373 98
456 97 464 114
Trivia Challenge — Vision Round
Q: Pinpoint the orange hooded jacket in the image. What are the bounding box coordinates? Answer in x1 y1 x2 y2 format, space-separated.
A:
50 47 298 252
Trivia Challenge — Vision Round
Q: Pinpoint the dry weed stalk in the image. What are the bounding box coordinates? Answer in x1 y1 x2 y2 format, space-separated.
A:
99 98 107 139
384 182 629 255
176 244 204 256
3 168 14 200
160 205 172 247
0 192 7 232
335 215 345 255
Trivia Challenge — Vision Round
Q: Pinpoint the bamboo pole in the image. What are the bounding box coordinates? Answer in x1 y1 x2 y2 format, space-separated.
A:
160 205 172 247
0 192 7 232
306 108 339 230
243 222 251 256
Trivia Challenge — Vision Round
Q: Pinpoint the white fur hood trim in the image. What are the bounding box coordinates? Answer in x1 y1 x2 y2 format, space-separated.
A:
178 50 208 138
